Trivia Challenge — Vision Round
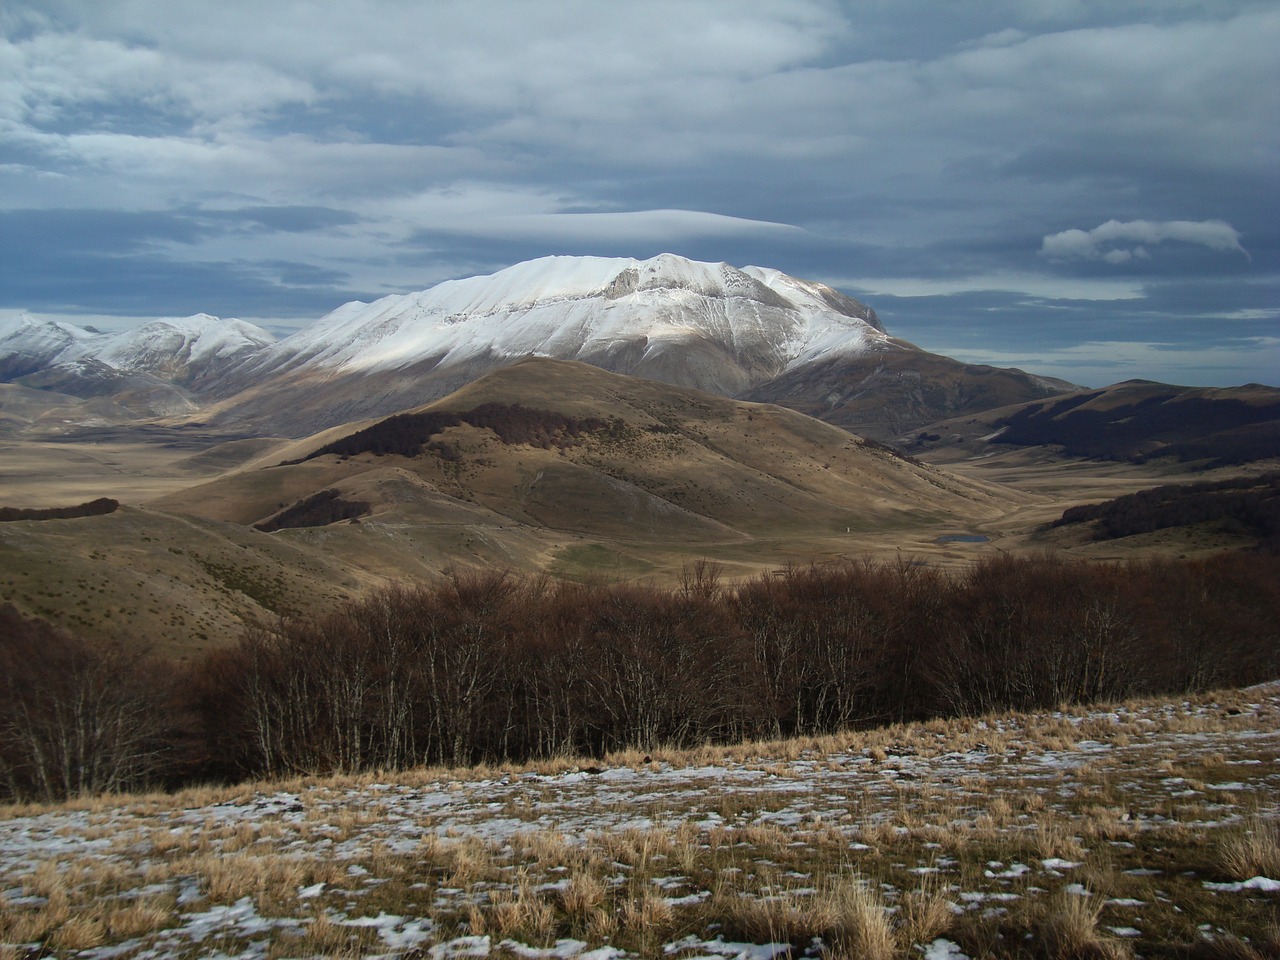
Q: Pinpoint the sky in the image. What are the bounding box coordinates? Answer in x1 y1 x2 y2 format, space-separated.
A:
1 1 1276 388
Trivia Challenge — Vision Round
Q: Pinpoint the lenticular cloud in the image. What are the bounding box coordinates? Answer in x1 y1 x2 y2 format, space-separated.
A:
1039 219 1250 263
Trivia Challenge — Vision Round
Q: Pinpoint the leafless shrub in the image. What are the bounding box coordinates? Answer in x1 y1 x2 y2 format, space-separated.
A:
0 612 171 802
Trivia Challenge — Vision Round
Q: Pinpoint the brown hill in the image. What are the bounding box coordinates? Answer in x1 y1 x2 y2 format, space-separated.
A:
742 337 1073 439
161 358 1021 542
2 359 1044 654
903 380 1280 468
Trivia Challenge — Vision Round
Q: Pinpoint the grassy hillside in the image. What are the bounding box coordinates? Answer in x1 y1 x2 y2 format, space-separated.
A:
1 685 1276 958
5 361 1273 654
163 358 1020 539
0 505 369 657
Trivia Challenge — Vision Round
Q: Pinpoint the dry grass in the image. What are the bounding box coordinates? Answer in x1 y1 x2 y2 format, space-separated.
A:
1 684 1276 958
48 913 107 951
292 910 377 957
897 884 955 947
705 874 898 960
103 897 174 939
620 888 674 933
1 889 70 943
490 883 557 942
192 850 341 914
1219 817 1280 880
1035 891 1134 960
559 871 607 920
1033 813 1088 861
824 877 897 960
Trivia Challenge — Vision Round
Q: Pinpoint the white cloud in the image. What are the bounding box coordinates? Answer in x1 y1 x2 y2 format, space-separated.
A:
361 184 803 245
1039 219 1251 262
841 274 1144 302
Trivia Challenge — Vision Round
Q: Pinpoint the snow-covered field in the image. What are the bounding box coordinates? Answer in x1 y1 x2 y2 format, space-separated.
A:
2 686 1278 958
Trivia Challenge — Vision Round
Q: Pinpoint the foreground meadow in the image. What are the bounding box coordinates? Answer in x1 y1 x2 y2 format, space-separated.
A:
2 684 1278 959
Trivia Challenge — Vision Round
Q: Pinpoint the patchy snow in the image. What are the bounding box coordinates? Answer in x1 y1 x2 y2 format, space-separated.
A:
430 935 493 959
663 935 792 960
985 863 1032 879
922 939 971 960
1203 877 1280 892
1 690 1277 958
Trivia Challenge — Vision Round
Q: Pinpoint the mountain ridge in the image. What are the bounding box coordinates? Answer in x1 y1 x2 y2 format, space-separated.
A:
3 253 1067 439
904 379 1280 467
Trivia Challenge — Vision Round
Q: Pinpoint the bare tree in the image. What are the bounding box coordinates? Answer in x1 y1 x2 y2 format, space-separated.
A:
0 610 169 801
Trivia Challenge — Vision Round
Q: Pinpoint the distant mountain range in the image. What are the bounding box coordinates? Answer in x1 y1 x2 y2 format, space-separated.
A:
1 254 1068 439
0 313 275 420
905 380 1280 467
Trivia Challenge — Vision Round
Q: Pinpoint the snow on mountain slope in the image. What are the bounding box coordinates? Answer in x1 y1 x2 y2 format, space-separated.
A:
0 315 97 380
2 257 1070 439
0 314 276 388
253 254 887 382
86 315 276 386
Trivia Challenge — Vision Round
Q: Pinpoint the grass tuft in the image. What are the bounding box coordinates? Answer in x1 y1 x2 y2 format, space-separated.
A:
1035 890 1134 960
1218 817 1280 881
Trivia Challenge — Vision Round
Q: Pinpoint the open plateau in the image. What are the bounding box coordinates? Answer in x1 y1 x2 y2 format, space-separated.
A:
1 254 1278 959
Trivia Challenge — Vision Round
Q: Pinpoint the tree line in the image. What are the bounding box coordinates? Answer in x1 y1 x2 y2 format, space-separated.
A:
0 497 118 523
2 552 1277 802
292 402 621 462
254 489 371 532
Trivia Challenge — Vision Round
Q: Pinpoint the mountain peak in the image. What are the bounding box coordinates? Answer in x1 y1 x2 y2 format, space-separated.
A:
263 254 886 380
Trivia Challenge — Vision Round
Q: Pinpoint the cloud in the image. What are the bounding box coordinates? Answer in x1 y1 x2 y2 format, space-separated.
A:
845 274 1144 302
1039 219 1251 263
2 2 1276 388
364 183 804 248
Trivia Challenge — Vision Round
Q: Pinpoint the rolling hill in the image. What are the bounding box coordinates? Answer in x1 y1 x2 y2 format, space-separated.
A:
2 359 1035 651
162 357 1020 539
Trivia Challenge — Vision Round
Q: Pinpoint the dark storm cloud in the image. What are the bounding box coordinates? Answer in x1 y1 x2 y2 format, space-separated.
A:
1 0 1276 384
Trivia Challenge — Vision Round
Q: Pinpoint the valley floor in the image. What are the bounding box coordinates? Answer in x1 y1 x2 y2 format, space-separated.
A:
2 686 1278 958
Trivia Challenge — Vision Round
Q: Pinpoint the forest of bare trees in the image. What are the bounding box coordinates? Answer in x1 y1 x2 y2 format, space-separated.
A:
1 552 1277 802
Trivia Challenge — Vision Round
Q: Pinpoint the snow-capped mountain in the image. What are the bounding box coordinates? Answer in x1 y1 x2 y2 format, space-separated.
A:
0 314 97 381
1 255 1068 438
1 313 275 391
209 254 907 433
239 253 886 388
88 315 277 388
0 313 278 421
